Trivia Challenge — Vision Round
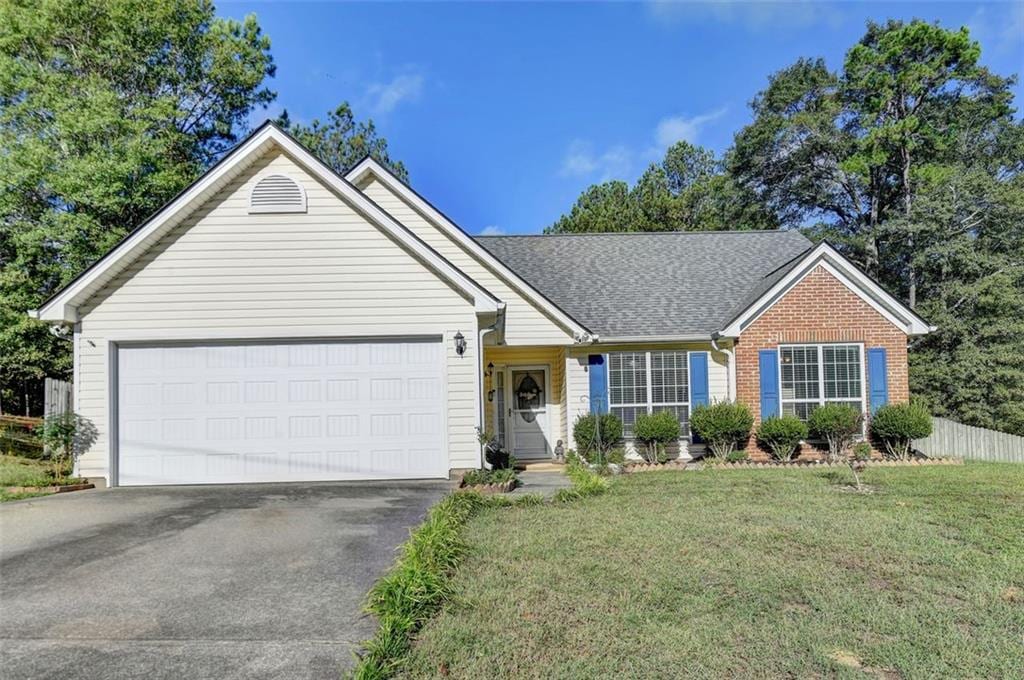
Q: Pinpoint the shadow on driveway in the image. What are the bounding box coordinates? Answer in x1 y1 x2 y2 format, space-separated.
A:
0 481 450 679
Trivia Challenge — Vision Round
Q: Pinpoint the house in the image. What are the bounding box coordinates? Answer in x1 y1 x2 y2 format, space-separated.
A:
31 121 933 486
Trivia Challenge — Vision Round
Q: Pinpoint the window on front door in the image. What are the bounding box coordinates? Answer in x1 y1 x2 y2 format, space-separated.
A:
608 351 690 438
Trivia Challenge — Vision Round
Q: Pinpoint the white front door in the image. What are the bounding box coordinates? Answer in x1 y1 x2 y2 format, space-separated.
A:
509 367 550 460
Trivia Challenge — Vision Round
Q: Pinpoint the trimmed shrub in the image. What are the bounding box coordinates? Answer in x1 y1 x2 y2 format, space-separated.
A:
35 412 96 482
808 404 864 462
572 413 624 463
871 403 932 460
690 402 754 460
756 416 809 461
633 410 681 464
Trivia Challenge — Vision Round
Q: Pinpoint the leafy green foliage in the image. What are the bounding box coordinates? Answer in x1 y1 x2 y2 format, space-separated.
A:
756 416 810 461
871 403 933 460
275 104 408 181
0 0 275 413
547 141 777 234
690 402 755 460
461 467 517 487
35 412 95 482
808 404 864 462
555 461 611 502
730 19 1024 434
632 410 681 464
572 413 624 463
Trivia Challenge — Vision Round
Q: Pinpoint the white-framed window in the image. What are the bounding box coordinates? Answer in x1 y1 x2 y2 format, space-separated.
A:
608 350 690 438
779 344 864 422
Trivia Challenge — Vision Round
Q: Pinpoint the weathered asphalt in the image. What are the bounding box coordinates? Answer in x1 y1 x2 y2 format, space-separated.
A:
0 480 450 679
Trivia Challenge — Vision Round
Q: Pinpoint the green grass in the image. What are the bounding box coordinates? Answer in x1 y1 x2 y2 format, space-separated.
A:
0 454 64 501
404 463 1024 678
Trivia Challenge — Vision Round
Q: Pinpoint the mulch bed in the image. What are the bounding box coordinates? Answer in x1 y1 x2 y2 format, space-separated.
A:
624 457 962 473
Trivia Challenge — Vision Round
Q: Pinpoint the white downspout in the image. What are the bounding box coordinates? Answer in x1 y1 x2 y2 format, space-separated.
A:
476 307 504 469
711 333 737 402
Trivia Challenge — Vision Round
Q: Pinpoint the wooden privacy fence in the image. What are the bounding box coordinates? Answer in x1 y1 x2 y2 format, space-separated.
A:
44 378 73 418
914 417 1024 463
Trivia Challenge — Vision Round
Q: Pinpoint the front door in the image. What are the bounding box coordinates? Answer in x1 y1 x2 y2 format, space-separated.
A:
509 367 550 460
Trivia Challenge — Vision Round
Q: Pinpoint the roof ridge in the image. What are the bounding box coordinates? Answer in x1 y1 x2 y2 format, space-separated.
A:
475 229 797 238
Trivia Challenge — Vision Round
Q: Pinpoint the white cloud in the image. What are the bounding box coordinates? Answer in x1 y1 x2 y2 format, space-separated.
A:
367 72 425 114
560 140 634 181
648 0 842 32
479 225 506 236
654 108 728 148
969 4 1024 55
559 106 727 182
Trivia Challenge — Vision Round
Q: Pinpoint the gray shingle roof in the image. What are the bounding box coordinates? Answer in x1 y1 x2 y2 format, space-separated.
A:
474 230 814 339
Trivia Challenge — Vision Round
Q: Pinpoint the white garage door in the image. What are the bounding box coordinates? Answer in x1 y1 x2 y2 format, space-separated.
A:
116 340 446 486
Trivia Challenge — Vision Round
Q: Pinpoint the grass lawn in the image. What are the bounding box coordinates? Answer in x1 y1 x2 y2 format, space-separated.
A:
404 463 1024 678
0 454 62 501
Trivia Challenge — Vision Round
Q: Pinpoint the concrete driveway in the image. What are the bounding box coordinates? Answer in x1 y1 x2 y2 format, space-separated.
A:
0 481 450 679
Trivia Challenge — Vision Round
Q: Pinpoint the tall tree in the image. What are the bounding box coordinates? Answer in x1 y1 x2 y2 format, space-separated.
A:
547 141 776 233
276 104 409 182
0 0 275 414
731 19 1023 434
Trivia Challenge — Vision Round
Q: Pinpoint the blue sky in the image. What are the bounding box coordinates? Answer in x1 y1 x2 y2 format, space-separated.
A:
219 1 1023 236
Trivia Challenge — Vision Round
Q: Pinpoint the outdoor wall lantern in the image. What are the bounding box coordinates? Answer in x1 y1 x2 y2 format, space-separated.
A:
454 331 466 356
486 362 494 377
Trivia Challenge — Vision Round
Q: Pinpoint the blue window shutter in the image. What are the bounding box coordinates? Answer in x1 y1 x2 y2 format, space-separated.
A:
759 349 780 419
588 354 608 414
868 348 889 414
689 352 710 408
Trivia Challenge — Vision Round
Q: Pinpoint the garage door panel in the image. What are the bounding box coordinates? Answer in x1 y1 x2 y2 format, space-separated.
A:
117 340 445 486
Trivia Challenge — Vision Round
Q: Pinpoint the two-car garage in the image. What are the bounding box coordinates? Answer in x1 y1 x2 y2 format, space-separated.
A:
115 339 446 486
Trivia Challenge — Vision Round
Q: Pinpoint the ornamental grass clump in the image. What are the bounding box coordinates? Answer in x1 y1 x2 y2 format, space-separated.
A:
690 402 754 461
808 403 864 462
871 402 932 460
355 492 488 679
632 410 681 464
756 415 809 462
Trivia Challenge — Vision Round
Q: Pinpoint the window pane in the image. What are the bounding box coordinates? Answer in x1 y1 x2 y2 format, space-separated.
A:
612 406 643 438
823 345 861 401
651 351 688 404
494 371 506 446
781 346 819 401
609 352 647 405
782 401 817 421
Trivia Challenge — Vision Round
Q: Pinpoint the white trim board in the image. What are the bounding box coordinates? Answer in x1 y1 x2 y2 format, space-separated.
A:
718 242 934 338
33 123 502 324
346 156 593 339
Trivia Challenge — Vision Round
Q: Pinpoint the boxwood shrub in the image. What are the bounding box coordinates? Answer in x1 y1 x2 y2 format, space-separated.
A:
690 402 754 461
808 403 863 462
572 413 624 463
633 410 681 463
871 402 932 460
756 415 808 461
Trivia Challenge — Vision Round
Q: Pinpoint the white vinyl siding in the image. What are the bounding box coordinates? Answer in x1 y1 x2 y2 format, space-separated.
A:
608 351 690 438
358 176 574 345
76 149 480 483
780 344 865 421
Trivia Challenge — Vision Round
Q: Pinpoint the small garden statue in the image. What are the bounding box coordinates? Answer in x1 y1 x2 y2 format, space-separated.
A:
554 439 565 461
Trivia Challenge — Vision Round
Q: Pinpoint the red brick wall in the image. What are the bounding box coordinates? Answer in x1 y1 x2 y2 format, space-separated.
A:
735 265 909 461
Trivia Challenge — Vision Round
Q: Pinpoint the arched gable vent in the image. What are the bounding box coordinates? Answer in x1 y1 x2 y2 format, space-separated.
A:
249 174 307 214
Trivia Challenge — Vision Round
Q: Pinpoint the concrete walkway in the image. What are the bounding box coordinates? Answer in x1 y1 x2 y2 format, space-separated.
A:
511 469 571 498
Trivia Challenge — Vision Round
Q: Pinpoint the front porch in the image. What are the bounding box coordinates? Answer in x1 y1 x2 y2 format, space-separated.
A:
482 346 569 462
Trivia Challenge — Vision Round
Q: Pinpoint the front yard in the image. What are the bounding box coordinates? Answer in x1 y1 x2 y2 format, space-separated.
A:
403 463 1024 678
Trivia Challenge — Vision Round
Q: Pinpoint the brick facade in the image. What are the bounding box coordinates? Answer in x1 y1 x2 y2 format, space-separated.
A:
734 266 910 461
